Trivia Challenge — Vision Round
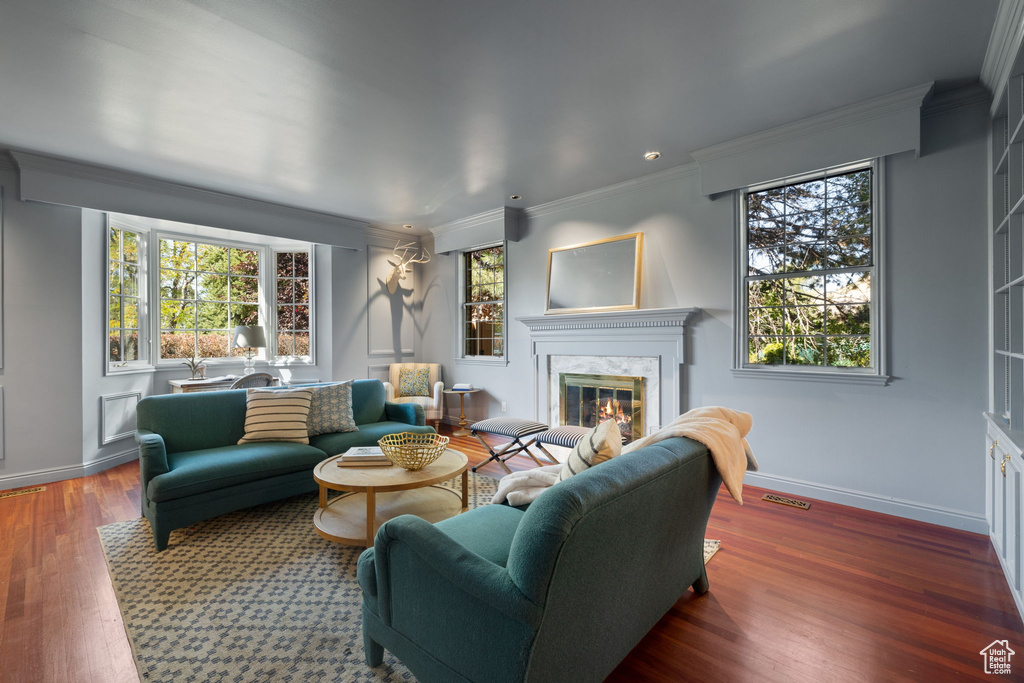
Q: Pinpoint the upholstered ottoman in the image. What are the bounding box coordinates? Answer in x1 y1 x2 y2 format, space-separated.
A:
469 417 556 473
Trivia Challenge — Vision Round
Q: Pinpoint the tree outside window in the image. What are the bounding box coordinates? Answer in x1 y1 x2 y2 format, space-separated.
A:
108 227 143 363
276 251 311 357
744 166 874 369
463 246 505 357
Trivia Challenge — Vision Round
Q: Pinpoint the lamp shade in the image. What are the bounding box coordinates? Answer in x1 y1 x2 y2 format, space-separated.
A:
233 325 267 348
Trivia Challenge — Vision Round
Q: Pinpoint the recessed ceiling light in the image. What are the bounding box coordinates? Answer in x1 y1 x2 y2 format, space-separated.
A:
509 195 522 200
643 151 662 161
402 224 413 229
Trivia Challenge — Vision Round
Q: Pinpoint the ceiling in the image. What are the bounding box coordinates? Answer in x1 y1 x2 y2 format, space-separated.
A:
0 0 999 231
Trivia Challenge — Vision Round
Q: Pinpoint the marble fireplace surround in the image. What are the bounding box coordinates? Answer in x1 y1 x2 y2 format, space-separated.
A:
517 308 700 436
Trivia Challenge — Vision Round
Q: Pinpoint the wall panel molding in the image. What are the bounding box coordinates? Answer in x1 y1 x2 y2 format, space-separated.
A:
100 392 141 445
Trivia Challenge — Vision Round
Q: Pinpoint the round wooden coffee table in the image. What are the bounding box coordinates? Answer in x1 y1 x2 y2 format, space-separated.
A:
312 448 469 547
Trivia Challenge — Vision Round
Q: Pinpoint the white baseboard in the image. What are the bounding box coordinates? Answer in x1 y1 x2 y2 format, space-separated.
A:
745 471 988 534
992 533 1024 621
0 448 139 490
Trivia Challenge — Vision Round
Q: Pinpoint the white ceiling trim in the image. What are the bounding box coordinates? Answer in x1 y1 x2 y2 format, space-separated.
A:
9 150 371 249
524 163 699 220
921 84 991 119
690 82 933 195
429 207 522 254
981 0 1024 112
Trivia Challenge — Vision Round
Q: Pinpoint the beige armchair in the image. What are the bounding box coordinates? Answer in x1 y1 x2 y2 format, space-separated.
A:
383 363 444 430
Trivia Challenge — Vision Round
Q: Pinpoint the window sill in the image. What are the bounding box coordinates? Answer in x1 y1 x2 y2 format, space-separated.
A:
731 367 890 386
455 357 509 367
105 364 156 377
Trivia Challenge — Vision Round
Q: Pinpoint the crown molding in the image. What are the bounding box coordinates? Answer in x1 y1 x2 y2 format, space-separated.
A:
690 82 933 166
363 224 420 245
8 150 372 233
981 0 1024 112
921 84 991 119
524 164 699 219
430 207 509 236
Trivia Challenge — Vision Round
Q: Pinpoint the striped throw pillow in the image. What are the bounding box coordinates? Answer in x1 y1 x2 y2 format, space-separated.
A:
238 388 314 444
557 419 622 482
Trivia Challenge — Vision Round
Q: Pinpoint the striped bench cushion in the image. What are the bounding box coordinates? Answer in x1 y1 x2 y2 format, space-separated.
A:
536 425 592 448
238 387 314 444
470 417 549 439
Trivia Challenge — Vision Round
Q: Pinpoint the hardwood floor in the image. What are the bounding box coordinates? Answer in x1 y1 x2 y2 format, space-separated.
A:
0 427 1020 682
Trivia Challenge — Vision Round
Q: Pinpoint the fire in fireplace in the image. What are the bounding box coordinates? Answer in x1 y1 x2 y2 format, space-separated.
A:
559 373 644 442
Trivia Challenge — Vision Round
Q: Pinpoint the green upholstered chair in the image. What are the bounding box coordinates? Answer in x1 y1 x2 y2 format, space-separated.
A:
357 435 721 682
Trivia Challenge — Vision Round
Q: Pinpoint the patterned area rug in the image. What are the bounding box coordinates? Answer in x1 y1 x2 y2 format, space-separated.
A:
99 474 720 682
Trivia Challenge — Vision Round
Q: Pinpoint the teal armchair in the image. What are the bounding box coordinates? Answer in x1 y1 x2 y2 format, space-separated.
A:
357 436 721 682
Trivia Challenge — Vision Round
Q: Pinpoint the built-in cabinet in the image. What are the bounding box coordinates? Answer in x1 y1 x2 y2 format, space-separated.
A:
988 51 1024 620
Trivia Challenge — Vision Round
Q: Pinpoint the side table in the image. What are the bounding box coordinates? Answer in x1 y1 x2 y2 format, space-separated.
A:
442 388 481 436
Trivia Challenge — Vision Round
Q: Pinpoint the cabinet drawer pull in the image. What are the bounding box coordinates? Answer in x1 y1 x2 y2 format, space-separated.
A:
991 439 999 460
1001 453 1012 477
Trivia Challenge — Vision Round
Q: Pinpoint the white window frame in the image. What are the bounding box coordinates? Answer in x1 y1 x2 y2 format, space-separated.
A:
733 159 889 385
456 241 508 366
105 215 315 374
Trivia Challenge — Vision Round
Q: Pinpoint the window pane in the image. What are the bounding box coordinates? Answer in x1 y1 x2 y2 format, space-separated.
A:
109 297 121 327
197 244 229 273
785 242 828 271
198 273 229 301
787 211 826 243
784 306 825 336
294 305 309 330
122 265 138 297
294 251 309 278
277 252 293 278
197 302 229 329
788 337 824 366
109 332 122 363
161 331 196 359
123 231 139 263
786 276 825 306
161 302 196 329
197 331 229 358
826 272 870 304
160 239 195 270
786 179 825 213
748 307 784 336
749 336 785 364
277 332 294 356
827 203 871 237
109 228 121 262
748 278 785 307
278 305 294 329
231 304 259 327
295 279 309 304
827 170 871 207
826 336 871 367
829 236 871 268
161 269 195 300
230 248 259 275
123 299 139 328
826 303 870 335
294 331 310 356
748 219 786 248
748 247 784 275
109 263 121 295
122 331 139 361
277 280 294 304
230 276 259 303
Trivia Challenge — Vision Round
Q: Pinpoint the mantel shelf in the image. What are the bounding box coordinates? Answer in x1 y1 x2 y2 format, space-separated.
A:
516 307 701 332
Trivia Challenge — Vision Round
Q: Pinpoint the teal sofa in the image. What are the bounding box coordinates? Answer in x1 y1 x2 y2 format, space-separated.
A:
357 435 721 682
135 379 434 551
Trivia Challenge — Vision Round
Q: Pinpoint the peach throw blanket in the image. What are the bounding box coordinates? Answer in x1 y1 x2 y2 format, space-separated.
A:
623 406 758 504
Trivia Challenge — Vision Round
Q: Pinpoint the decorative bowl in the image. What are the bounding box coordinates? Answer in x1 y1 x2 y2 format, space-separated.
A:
378 432 450 471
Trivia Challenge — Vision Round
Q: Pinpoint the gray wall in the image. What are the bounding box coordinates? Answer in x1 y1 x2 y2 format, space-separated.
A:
418 101 989 530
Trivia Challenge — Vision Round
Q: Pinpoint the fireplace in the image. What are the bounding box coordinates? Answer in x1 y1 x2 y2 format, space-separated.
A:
559 373 644 443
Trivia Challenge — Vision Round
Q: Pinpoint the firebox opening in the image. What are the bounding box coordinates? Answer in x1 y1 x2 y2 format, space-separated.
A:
559 373 644 443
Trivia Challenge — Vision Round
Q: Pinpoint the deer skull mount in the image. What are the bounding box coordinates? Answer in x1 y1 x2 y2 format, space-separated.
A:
385 241 431 294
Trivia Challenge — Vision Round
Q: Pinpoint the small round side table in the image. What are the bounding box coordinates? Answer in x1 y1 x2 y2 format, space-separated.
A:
442 388 481 436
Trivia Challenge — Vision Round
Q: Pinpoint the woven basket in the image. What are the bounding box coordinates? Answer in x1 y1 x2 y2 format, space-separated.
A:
378 432 450 471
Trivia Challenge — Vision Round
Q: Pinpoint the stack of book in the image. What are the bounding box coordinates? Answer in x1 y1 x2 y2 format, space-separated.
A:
337 446 392 467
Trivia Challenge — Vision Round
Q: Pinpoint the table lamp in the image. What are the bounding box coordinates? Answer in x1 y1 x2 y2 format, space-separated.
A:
233 325 266 375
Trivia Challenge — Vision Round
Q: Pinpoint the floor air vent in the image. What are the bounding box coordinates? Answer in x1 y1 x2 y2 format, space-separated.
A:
0 486 46 500
762 493 810 510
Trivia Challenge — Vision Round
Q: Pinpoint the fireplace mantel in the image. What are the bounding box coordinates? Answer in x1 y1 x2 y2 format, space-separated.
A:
516 307 700 333
517 307 701 433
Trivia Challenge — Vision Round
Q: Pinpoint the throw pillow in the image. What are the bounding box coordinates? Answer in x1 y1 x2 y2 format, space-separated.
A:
307 381 359 436
237 387 314 444
398 367 431 397
557 419 623 482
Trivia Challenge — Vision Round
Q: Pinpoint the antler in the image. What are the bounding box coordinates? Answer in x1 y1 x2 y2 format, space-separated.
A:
386 241 429 294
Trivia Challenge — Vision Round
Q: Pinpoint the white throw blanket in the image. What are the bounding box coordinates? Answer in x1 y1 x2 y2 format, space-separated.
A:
490 406 758 506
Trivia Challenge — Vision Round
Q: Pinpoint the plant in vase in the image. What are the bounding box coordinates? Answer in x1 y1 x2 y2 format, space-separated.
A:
181 357 206 380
